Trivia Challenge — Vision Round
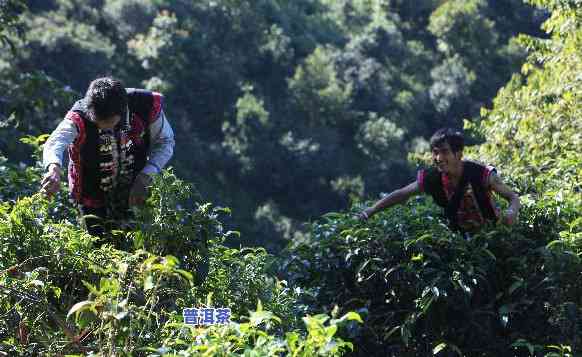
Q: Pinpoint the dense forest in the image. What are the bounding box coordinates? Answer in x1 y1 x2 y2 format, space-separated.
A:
0 0 549 250
0 0 580 356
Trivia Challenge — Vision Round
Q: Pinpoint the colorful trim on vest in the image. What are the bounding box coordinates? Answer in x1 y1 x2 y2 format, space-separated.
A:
417 161 499 231
66 90 162 211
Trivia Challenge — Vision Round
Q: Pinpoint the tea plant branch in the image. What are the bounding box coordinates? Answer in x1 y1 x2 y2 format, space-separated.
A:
0 284 81 348
0 297 24 319
68 250 109 270
1 253 58 274
1 250 108 276
0 285 43 303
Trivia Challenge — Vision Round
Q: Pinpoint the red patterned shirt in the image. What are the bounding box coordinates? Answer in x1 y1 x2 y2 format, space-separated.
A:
418 164 500 231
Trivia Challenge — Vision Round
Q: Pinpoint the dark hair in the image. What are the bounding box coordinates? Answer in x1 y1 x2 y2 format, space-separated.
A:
429 128 464 153
85 77 127 121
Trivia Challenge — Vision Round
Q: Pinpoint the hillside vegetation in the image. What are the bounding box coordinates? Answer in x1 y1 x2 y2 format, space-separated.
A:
0 0 547 249
282 0 581 355
0 0 580 356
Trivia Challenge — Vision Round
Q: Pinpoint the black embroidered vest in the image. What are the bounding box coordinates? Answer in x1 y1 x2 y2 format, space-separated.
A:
423 161 498 230
67 89 163 209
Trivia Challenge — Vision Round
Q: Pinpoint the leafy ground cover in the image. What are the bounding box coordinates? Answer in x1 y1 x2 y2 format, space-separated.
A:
280 2 581 354
0 168 360 356
281 196 580 356
1 1 580 356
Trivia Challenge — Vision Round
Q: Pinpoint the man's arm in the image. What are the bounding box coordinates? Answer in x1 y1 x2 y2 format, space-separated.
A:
40 118 78 196
488 172 521 225
359 181 420 220
43 118 78 170
129 109 175 206
141 109 175 175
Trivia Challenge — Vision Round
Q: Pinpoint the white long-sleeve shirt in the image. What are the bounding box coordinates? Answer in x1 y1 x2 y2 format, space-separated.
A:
43 109 175 175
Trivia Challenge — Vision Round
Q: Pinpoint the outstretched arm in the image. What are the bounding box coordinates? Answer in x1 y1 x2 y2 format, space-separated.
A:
358 181 420 220
40 118 78 197
489 172 521 225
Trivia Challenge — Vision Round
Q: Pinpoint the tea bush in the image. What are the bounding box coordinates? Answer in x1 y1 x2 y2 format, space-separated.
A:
0 169 360 356
280 1 581 355
281 197 580 356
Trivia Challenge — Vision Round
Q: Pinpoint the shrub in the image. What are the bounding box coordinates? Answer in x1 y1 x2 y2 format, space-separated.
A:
281 197 581 356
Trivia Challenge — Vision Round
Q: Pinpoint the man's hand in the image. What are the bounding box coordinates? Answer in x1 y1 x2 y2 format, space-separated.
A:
502 208 518 226
40 164 61 197
129 173 153 207
489 172 520 226
357 207 374 221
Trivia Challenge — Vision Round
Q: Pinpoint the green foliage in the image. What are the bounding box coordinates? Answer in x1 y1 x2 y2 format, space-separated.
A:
0 154 41 201
278 2 580 355
223 86 273 174
152 307 359 356
428 0 530 124
356 113 405 160
0 170 359 355
0 0 545 249
470 0 581 254
0 71 78 164
2 0 580 355
0 0 25 47
429 54 475 114
131 170 219 278
289 45 353 126
282 199 581 355
429 0 497 59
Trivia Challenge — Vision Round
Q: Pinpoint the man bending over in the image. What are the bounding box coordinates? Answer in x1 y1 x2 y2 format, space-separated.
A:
358 128 520 233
